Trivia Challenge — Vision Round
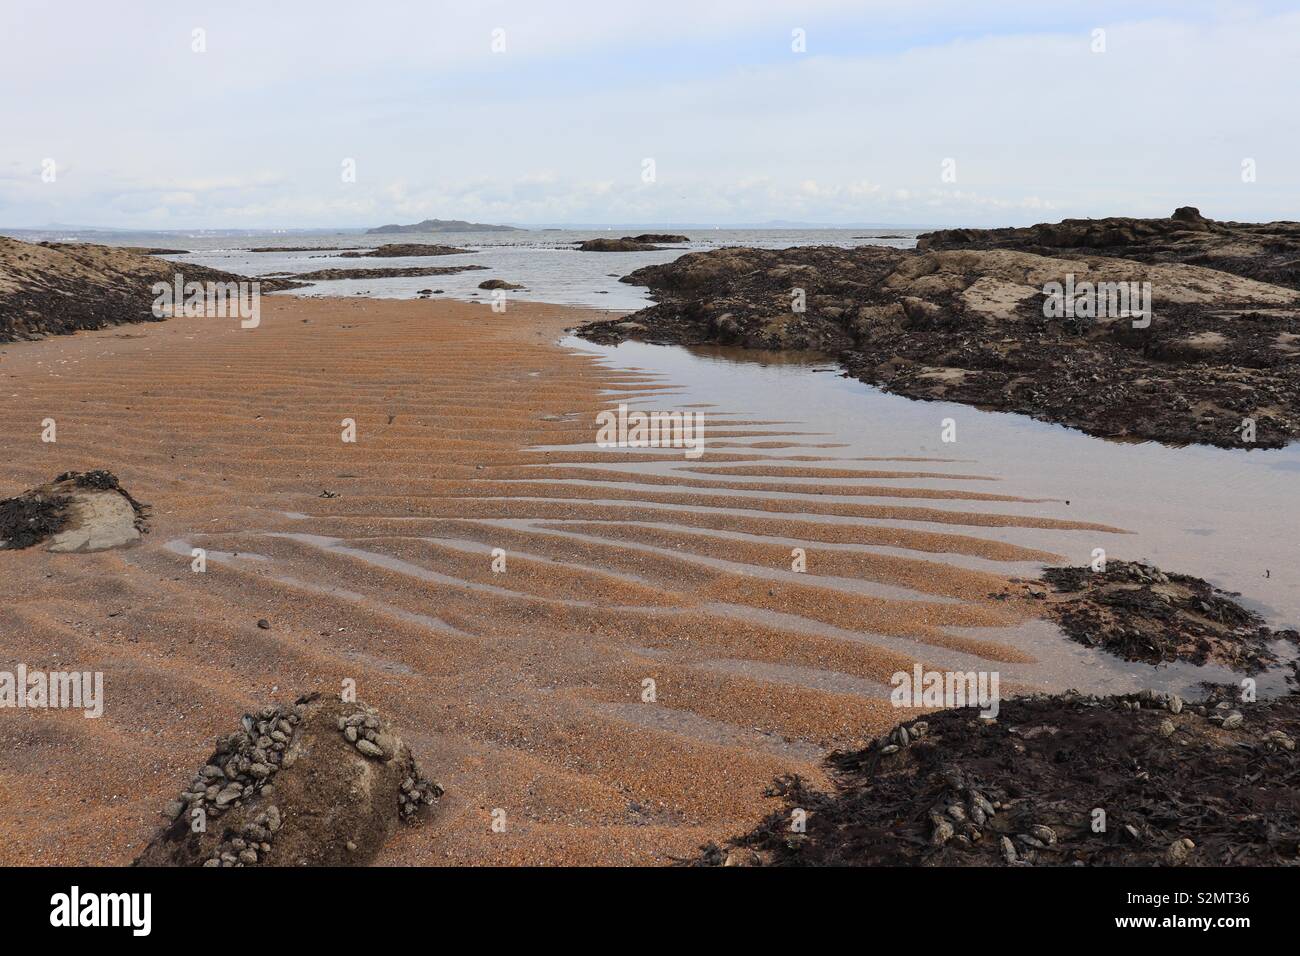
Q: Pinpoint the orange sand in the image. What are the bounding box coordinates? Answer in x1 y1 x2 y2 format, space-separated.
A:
0 295 1122 865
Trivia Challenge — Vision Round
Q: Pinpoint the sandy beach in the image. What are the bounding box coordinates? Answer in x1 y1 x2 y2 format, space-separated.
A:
0 293 1123 866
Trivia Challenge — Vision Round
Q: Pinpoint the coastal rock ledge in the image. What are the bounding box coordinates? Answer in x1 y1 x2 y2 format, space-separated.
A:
578 209 1300 448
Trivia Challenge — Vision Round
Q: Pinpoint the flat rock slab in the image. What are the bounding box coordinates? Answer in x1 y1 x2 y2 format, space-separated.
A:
0 469 148 552
47 488 141 552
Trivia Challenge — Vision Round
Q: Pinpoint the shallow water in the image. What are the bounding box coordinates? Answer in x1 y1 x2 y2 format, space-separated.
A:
557 336 1300 698
160 228 919 312
145 228 1300 699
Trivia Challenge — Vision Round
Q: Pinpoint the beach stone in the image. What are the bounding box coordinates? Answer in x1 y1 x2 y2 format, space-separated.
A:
1000 837 1017 864
1167 838 1195 865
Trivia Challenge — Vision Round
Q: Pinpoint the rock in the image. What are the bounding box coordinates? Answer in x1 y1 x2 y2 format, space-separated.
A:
477 279 524 290
1167 837 1195 865
1 470 149 552
355 739 384 758
256 619 270 630
626 234 689 244
339 244 473 258
931 818 955 845
0 237 303 344
1000 836 1018 864
1222 712 1244 729
134 694 440 867
723 848 761 867
575 238 665 252
576 212 1300 449
1159 719 1176 737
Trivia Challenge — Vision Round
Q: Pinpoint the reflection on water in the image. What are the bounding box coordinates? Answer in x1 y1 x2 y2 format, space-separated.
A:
682 344 835 368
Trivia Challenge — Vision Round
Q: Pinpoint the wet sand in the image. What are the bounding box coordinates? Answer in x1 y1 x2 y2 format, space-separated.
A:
0 295 1124 866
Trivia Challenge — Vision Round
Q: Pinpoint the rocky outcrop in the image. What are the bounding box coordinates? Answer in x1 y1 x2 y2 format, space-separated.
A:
135 694 440 867
918 206 1300 290
340 243 474 258
477 278 524 290
577 211 1300 448
626 234 690 243
576 238 667 252
0 238 301 341
693 689 1300 867
291 265 488 281
0 470 148 552
1025 561 1300 671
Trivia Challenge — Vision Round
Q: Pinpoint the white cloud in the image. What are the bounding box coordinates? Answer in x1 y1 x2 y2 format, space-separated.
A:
1 1 1296 227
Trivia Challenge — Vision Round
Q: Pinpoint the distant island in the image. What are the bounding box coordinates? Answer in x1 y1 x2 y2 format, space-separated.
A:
366 219 523 235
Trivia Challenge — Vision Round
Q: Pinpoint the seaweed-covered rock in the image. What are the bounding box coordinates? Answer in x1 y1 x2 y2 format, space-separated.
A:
0 470 148 552
1031 560 1300 671
576 211 1300 448
693 690 1300 867
0 237 301 341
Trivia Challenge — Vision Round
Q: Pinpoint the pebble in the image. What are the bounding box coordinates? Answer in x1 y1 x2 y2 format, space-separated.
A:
1167 837 1195 865
1158 719 1175 738
355 739 384 758
1000 836 1017 864
1029 825 1057 846
1222 712 1244 729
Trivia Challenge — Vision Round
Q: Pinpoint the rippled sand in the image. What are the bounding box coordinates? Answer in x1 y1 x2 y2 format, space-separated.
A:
0 296 1117 865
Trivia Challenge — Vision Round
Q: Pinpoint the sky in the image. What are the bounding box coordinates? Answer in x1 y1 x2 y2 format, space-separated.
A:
1 0 1297 229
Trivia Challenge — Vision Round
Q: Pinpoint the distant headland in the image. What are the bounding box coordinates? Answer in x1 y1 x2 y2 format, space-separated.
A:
366 219 524 235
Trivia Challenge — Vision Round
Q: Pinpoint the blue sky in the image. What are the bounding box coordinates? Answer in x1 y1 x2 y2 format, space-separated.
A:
1 0 1297 229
